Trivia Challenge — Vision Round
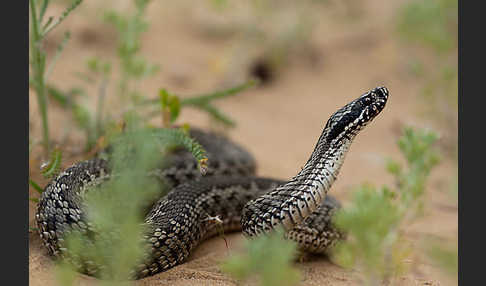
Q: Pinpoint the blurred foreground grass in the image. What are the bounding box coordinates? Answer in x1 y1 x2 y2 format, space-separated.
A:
221 228 300 286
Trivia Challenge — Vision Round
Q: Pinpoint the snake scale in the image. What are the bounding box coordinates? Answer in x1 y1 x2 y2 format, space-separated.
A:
36 86 389 279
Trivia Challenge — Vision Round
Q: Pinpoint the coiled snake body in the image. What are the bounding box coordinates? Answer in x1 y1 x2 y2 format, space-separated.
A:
36 87 389 279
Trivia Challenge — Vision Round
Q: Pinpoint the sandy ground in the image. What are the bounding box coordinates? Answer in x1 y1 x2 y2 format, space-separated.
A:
29 1 457 285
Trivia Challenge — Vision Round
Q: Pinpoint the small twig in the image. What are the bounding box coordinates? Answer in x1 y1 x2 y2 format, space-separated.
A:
204 215 229 254
29 178 44 194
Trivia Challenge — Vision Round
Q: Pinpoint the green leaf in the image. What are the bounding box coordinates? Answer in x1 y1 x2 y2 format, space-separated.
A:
41 16 54 32
181 79 259 106
109 127 208 174
41 148 63 178
197 103 236 127
47 85 84 108
159 89 181 123
29 178 44 194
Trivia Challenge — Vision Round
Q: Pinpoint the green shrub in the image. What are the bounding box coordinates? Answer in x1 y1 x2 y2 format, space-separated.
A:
332 127 440 285
57 121 209 284
221 228 300 286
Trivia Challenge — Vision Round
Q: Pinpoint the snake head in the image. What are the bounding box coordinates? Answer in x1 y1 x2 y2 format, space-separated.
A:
358 86 389 119
323 86 389 142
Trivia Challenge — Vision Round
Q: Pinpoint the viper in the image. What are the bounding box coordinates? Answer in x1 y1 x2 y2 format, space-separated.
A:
36 86 389 279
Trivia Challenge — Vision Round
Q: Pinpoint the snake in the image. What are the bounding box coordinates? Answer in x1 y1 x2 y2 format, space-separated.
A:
35 86 389 279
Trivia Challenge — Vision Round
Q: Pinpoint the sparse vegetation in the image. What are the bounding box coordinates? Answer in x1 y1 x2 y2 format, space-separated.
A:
103 0 159 104
29 1 457 285
221 228 301 286
48 84 252 283
331 127 441 285
220 127 443 286
42 0 257 152
29 0 83 155
395 2 458 280
396 0 458 159
58 122 209 284
29 1 258 284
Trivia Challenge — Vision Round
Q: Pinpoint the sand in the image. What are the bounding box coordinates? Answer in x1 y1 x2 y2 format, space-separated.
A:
29 1 457 285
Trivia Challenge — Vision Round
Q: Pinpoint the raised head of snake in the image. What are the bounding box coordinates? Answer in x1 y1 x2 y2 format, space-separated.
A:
241 86 389 236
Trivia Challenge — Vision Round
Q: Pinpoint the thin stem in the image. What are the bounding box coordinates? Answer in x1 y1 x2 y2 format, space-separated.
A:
38 0 49 23
30 0 50 156
42 0 83 37
44 31 70 82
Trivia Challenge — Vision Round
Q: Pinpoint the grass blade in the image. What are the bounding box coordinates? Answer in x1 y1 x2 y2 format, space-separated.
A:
39 0 49 23
45 31 71 81
41 148 63 178
29 178 44 194
181 79 259 106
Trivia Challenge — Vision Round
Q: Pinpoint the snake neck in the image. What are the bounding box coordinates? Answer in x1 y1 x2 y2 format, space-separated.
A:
240 86 388 236
241 132 355 236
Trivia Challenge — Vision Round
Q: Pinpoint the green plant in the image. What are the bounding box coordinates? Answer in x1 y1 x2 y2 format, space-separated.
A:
332 127 440 285
29 147 64 203
29 0 83 155
29 179 44 203
44 0 257 151
396 0 458 159
56 119 209 284
44 79 253 283
104 0 159 104
29 1 257 283
332 185 407 285
221 228 301 286
386 127 440 212
33 0 154 153
47 79 257 153
395 4 458 279
145 80 259 127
